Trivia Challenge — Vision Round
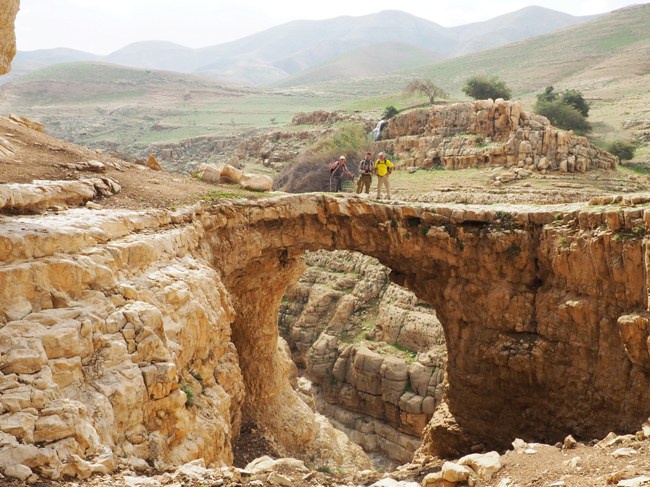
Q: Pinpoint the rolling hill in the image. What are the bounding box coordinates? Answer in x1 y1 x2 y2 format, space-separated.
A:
7 7 597 86
1 4 647 164
272 42 442 87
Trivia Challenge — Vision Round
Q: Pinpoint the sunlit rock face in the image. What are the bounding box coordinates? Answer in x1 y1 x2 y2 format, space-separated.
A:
0 0 19 75
279 250 447 464
3 187 650 479
378 100 617 173
202 194 650 459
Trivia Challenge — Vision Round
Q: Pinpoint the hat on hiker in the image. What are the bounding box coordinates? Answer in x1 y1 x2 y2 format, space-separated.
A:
339 155 346 160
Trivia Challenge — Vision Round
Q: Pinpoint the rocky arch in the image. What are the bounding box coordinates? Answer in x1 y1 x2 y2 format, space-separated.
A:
202 194 650 457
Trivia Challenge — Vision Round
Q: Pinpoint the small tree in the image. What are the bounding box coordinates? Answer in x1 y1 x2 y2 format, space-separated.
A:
462 75 512 101
536 86 559 104
535 100 592 134
560 89 590 118
607 140 636 161
404 79 449 104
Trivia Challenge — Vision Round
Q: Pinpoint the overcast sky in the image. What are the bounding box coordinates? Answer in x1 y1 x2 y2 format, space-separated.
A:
16 0 641 54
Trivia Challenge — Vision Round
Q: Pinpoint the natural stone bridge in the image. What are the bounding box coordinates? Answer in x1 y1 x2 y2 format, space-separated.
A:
206 193 650 456
2 188 650 477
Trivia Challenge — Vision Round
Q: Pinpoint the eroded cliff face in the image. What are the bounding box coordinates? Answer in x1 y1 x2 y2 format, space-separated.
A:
280 251 446 464
379 100 617 173
198 193 650 460
2 185 650 480
0 0 18 75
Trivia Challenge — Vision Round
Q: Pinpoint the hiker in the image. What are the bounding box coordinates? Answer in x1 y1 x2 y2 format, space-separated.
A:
356 152 374 194
330 155 353 192
374 151 394 199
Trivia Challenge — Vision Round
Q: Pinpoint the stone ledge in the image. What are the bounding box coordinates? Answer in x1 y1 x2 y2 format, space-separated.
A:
0 178 121 213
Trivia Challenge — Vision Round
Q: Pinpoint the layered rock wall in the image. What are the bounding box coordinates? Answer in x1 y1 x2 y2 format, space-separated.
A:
200 194 650 459
3 189 650 479
380 101 617 173
280 251 446 463
0 193 370 481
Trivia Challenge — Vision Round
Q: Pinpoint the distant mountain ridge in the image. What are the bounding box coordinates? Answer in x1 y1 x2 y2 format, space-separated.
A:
7 6 600 86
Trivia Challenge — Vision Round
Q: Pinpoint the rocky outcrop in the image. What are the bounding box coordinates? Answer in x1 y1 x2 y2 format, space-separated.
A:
0 178 121 213
379 100 617 173
0 192 371 481
0 0 19 75
4 188 650 479
199 194 650 459
280 251 446 463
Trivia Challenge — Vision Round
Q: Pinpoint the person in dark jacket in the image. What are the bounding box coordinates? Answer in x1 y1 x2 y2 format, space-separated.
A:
330 155 353 192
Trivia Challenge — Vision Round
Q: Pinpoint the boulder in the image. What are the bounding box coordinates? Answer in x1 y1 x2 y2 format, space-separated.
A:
441 461 471 482
146 155 162 171
220 164 243 184
458 451 502 480
197 163 222 183
240 173 273 192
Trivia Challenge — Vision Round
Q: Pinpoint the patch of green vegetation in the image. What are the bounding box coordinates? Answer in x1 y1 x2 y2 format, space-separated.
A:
190 371 204 383
390 343 417 363
493 211 516 231
180 383 195 407
404 383 414 393
613 226 646 242
198 190 244 201
316 466 334 475
420 224 431 236
505 244 522 257
619 163 650 176
558 237 569 249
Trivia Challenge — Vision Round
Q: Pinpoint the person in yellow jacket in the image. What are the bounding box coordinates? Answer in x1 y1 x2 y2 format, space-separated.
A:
374 152 394 199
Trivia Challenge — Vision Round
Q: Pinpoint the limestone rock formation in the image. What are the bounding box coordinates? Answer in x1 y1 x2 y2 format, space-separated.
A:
379 100 617 173
0 0 19 75
0 187 372 481
3 186 650 480
8 114 45 133
280 251 446 463
0 178 121 213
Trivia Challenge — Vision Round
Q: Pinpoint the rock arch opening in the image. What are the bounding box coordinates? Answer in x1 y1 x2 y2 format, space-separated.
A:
279 249 447 466
203 194 650 462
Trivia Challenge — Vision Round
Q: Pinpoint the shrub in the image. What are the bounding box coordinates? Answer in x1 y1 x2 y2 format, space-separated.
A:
274 123 371 193
462 75 512 101
607 140 636 161
180 384 195 406
560 89 590 117
536 86 559 104
382 105 399 119
535 100 591 134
